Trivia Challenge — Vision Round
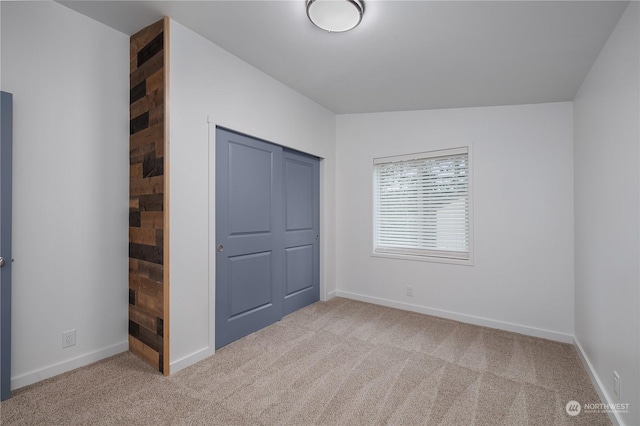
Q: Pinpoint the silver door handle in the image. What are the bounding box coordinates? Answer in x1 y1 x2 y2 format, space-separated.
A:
217 245 224 253
0 257 5 268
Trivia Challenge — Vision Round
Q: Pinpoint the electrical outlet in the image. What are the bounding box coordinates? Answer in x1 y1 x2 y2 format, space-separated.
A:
62 330 76 348
406 286 414 297
614 371 620 399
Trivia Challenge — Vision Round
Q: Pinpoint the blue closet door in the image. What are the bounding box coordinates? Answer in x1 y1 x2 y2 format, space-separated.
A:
215 128 284 349
282 149 320 316
215 128 319 349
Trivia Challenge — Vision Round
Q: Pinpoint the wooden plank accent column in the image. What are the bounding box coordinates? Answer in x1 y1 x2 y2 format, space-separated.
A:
129 17 170 375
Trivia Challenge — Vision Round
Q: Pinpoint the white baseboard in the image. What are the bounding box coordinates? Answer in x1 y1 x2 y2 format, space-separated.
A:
11 341 128 390
169 346 215 375
334 290 574 343
326 290 337 300
573 337 623 426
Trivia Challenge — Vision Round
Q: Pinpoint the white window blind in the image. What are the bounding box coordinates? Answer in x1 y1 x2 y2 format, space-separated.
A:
373 147 470 261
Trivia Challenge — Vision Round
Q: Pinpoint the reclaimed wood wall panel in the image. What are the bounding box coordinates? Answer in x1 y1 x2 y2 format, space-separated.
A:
129 17 169 375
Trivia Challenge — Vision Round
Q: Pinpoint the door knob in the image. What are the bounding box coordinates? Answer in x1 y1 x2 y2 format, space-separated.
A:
217 245 224 253
0 257 5 268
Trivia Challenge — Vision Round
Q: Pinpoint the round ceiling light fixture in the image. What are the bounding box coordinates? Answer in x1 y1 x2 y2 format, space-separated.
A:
306 0 364 33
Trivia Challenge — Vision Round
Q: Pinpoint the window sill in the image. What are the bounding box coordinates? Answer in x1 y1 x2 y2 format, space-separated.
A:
371 251 474 266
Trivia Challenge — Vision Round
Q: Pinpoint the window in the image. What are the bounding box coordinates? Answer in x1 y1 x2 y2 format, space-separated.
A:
373 147 471 262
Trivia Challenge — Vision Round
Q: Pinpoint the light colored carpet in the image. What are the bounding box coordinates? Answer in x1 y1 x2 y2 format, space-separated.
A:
1 298 609 425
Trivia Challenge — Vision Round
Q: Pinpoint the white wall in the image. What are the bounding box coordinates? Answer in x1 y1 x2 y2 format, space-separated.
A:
169 21 336 372
1 2 129 388
573 3 640 425
335 102 575 341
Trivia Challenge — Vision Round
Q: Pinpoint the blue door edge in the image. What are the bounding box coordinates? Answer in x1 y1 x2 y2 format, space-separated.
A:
1 91 14 401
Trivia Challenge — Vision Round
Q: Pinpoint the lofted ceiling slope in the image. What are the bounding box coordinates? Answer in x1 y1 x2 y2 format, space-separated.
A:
59 1 629 114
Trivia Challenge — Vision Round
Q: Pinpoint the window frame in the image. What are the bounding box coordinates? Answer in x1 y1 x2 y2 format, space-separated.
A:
370 146 474 266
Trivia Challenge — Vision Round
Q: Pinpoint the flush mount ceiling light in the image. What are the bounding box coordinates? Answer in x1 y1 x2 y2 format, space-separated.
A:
306 0 365 33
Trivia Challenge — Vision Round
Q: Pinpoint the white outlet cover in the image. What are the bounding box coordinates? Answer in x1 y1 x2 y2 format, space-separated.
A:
62 330 76 348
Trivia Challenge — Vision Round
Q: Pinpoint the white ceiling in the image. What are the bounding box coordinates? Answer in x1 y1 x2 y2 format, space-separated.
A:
59 0 628 114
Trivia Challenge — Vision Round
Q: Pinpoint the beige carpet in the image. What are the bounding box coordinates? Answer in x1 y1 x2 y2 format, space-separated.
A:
1 298 609 425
